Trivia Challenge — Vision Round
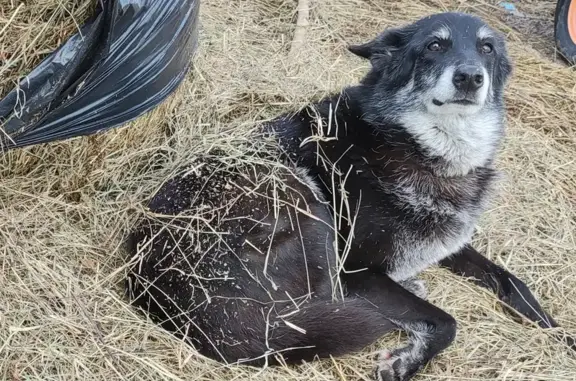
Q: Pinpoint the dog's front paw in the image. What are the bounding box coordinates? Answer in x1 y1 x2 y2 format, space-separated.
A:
374 350 401 381
373 350 422 381
399 278 428 300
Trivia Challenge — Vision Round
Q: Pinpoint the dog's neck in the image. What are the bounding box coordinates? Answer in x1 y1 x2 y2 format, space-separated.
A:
345 86 504 177
396 107 504 177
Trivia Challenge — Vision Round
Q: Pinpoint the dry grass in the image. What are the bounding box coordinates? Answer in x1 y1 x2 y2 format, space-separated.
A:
0 0 94 99
1 0 576 380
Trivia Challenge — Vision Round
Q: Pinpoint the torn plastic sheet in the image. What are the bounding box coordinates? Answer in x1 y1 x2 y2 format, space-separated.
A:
0 0 200 150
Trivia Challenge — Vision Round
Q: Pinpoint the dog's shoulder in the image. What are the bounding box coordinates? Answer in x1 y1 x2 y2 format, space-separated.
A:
265 88 416 165
263 92 360 153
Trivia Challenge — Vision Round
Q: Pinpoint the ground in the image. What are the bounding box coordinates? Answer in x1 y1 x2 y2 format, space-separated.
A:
1 0 576 380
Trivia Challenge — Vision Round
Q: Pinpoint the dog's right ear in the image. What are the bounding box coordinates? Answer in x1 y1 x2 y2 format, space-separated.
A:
347 40 378 60
347 27 407 61
348 25 417 86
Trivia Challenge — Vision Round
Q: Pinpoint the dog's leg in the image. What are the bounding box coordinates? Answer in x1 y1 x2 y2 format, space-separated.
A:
128 270 398 366
267 297 396 365
439 244 557 327
399 277 428 300
439 244 576 350
344 272 456 381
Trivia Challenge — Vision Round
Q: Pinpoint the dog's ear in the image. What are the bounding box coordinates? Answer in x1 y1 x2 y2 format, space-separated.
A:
347 42 374 60
349 26 416 87
347 27 407 61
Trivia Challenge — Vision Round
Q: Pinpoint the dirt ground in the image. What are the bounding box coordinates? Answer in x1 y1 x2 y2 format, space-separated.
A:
1 0 576 380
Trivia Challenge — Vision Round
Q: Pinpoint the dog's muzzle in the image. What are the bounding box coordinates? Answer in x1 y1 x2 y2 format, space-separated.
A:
452 64 484 93
432 64 486 107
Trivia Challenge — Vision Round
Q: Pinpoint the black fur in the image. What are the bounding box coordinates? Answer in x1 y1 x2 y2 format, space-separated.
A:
126 157 398 366
126 12 574 381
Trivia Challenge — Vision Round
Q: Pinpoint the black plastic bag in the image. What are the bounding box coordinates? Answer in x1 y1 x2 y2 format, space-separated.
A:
0 0 200 150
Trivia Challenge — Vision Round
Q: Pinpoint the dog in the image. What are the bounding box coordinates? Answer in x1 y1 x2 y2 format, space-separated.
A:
126 12 574 381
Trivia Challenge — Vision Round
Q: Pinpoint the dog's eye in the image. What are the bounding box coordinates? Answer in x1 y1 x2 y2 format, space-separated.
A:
481 43 493 54
427 41 442 51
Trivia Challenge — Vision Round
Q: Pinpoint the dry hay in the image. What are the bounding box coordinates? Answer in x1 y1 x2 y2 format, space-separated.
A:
0 0 94 99
1 0 576 380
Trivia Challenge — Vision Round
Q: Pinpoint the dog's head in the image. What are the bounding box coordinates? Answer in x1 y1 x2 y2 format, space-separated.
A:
349 12 512 118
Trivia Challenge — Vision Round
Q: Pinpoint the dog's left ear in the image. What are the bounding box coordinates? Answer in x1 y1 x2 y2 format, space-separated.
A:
347 27 408 61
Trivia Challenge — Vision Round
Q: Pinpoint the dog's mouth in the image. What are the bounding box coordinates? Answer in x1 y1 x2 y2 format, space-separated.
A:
432 98 477 107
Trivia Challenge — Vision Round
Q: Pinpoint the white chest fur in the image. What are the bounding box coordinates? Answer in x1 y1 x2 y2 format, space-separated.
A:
399 108 503 177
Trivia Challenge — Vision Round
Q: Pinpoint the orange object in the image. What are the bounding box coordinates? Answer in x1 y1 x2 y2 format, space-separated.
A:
555 0 576 64
569 0 576 42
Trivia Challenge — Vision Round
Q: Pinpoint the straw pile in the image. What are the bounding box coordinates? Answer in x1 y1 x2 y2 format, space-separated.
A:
0 0 94 99
1 0 575 380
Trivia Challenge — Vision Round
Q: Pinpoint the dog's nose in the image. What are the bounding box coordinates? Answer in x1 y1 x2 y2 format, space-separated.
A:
452 65 484 91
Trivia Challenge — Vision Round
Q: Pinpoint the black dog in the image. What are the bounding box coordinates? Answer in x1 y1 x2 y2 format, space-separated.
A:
126 13 573 381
